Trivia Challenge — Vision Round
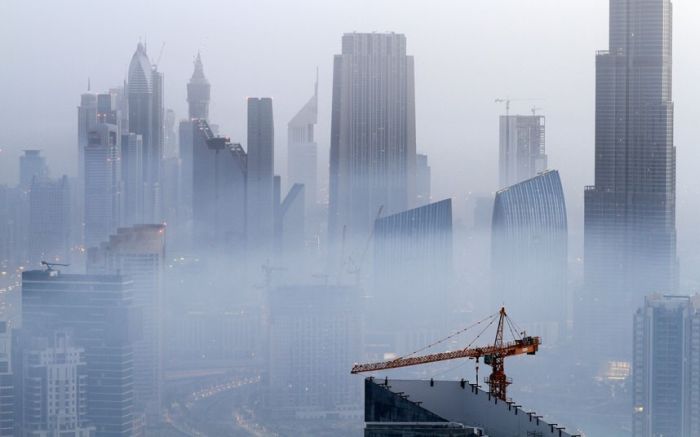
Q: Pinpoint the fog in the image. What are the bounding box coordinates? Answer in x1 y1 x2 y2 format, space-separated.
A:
2 0 700 435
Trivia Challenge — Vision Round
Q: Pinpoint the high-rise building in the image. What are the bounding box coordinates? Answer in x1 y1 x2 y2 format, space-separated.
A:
329 32 416 241
583 0 676 359
274 182 305 263
164 109 177 158
179 54 211 238
187 53 210 121
87 224 165 423
246 98 275 253
20 331 94 436
633 294 700 437
121 133 143 226
498 115 546 188
415 153 431 206
0 186 25 265
77 93 98 185
0 319 15 437
127 43 162 223
191 121 247 252
28 176 71 264
21 269 139 436
287 77 318 213
491 170 568 341
84 123 121 248
19 150 48 190
372 199 453 349
267 285 363 419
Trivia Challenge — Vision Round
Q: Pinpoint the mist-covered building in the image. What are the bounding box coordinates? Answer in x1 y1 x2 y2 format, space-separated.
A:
87 224 165 424
191 120 247 252
287 77 318 213
84 123 121 248
372 199 453 349
498 115 546 188
127 42 162 223
415 153 431 207
633 294 700 437
0 319 14 437
20 332 94 437
21 269 139 436
583 0 677 359
329 32 417 242
28 176 71 264
187 52 210 121
267 285 363 419
19 150 49 190
246 98 275 255
491 170 567 341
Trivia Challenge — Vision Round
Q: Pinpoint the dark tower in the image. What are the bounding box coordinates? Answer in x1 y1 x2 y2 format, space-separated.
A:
582 0 676 359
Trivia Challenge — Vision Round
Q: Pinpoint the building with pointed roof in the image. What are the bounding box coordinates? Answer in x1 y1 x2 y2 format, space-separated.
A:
187 52 210 121
287 76 318 212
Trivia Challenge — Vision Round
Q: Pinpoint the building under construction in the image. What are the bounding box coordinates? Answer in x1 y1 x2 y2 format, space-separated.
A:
364 378 576 437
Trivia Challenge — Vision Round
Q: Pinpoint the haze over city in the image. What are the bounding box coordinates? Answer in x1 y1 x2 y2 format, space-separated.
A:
2 0 700 436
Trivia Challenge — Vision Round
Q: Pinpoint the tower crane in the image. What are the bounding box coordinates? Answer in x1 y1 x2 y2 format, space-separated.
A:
347 205 384 285
351 307 540 402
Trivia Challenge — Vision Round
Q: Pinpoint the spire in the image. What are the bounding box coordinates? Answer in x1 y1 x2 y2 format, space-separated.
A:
190 51 208 83
87 77 91 92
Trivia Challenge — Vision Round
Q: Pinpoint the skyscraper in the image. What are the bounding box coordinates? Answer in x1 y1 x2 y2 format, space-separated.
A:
121 132 143 226
491 170 568 341
0 319 14 437
19 150 48 190
633 294 700 437
21 269 139 436
28 175 71 264
191 121 247 252
287 76 318 212
127 43 162 223
372 199 453 350
267 285 363 420
187 52 210 121
246 98 275 253
583 0 676 358
329 32 417 241
84 123 121 248
87 225 165 425
415 153 431 206
498 114 546 188
77 93 98 185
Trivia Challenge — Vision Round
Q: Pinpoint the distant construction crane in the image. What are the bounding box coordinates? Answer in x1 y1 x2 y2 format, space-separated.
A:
494 98 543 117
351 307 540 402
347 205 384 285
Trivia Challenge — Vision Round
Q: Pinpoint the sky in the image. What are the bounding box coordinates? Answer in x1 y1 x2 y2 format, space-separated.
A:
1 0 699 269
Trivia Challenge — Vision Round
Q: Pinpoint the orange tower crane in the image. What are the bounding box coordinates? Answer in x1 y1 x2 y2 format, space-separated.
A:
351 307 540 402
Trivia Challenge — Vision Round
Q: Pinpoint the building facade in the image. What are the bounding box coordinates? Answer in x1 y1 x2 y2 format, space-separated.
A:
246 98 275 254
633 294 700 437
28 176 71 265
84 123 121 248
87 225 165 424
582 0 676 359
372 199 453 350
491 170 568 341
287 77 318 213
21 269 139 436
267 285 363 419
498 115 546 188
329 32 417 242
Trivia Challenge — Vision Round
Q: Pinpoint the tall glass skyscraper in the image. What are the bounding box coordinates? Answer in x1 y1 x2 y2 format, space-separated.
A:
633 294 700 437
582 0 676 358
329 33 417 242
491 170 568 341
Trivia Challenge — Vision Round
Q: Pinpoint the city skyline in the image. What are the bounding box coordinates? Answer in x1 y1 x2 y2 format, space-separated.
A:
1 1 699 435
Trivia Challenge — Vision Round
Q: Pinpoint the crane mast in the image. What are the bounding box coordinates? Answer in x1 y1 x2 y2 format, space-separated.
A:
351 308 540 401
